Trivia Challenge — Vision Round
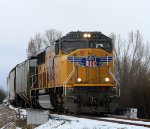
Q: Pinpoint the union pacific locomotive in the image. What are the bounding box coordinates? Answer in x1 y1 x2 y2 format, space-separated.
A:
8 31 119 113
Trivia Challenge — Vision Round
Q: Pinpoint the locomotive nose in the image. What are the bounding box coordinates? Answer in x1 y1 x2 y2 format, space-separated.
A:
66 48 113 85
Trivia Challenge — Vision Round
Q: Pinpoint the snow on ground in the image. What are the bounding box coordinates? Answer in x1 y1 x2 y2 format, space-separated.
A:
9 105 27 118
3 106 150 129
35 114 149 129
9 105 19 112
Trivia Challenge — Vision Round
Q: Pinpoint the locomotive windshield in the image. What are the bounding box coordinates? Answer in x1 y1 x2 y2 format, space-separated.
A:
62 41 87 53
89 41 112 51
62 41 112 53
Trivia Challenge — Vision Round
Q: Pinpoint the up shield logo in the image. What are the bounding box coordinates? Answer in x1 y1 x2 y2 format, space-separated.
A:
86 55 96 67
67 55 113 67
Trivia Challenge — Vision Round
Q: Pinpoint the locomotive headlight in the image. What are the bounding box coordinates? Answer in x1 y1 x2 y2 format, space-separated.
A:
83 33 91 38
87 34 91 38
105 77 110 82
83 33 88 38
77 78 82 82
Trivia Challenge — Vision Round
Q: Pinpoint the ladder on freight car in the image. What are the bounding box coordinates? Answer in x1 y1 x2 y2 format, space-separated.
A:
17 93 31 107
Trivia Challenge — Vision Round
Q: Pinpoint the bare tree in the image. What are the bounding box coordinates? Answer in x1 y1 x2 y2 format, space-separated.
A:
27 33 43 58
43 29 62 47
27 38 37 58
110 30 150 118
34 33 43 52
27 29 62 58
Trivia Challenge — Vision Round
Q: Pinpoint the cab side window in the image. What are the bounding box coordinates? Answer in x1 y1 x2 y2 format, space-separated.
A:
55 43 59 55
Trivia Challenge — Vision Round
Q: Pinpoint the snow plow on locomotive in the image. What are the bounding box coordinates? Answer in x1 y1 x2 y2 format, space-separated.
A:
8 31 119 114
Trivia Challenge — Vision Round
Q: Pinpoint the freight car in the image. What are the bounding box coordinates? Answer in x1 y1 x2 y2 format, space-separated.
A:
8 31 119 113
7 57 37 107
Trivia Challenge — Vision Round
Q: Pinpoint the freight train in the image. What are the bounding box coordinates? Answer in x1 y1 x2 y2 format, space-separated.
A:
7 31 119 113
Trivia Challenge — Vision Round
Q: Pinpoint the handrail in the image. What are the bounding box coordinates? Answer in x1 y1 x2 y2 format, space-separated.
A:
109 67 120 97
63 56 75 96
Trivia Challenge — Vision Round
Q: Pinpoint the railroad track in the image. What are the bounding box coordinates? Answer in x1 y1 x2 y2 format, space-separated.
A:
106 115 150 122
93 117 150 128
49 112 150 128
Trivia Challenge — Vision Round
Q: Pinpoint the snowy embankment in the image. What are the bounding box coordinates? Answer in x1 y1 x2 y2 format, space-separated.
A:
1 105 27 129
35 114 149 129
2 105 150 129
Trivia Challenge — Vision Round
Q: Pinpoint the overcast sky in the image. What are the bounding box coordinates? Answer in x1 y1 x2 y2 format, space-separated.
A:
0 0 150 90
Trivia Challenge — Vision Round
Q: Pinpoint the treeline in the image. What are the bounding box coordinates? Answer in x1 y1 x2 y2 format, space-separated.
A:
111 30 150 118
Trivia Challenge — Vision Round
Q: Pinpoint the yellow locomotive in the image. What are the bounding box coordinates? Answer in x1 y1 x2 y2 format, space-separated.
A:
8 31 118 113
31 31 118 113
